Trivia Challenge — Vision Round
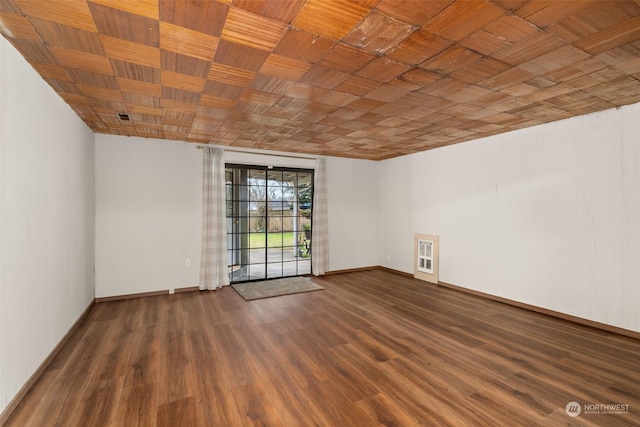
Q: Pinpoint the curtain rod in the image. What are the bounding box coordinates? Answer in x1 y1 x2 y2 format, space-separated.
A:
196 145 317 161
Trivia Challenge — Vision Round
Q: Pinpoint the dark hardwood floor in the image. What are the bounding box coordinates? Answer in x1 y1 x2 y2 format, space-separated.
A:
5 269 639 426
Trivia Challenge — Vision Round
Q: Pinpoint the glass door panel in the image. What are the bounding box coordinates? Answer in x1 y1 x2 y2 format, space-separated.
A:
227 164 313 283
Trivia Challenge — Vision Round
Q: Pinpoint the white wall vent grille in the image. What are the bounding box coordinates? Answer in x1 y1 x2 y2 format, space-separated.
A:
414 234 439 284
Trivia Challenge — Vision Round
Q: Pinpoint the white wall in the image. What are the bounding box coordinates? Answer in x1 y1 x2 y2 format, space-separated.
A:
379 103 640 333
327 157 379 271
95 136 202 298
95 137 379 297
0 37 95 413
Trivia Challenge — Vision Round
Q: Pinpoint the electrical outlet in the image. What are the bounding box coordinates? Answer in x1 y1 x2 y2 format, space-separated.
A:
386 254 391 262
169 288 175 295
185 258 191 267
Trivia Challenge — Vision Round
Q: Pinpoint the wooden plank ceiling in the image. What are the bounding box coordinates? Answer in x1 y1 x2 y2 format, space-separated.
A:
2 0 640 160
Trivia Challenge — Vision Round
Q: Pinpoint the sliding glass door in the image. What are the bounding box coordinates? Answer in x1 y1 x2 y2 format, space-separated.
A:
226 164 313 283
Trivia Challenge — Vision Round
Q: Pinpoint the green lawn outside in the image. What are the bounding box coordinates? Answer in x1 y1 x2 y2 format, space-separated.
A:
249 232 298 248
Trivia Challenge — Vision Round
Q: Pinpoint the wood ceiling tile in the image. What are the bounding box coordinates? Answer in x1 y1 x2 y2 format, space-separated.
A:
274 28 334 63
292 0 369 39
443 85 494 103
419 76 469 97
208 63 255 86
596 43 640 66
308 102 340 115
31 62 72 81
16 0 96 32
376 0 450 25
564 67 627 90
195 105 228 120
357 58 410 83
239 88 281 105
451 57 512 84
425 0 504 41
491 0 530 13
161 50 211 78
203 80 244 99
101 35 160 68
231 0 305 24
162 86 200 103
111 59 160 83
117 78 161 97
545 90 592 107
213 39 269 72
6 0 640 159
376 116 410 127
521 84 575 103
523 75 557 89
46 79 82 95
300 65 349 89
421 46 483 74
1 0 22 14
161 70 206 93
91 99 126 112
548 1 640 42
460 29 509 56
389 29 452 65
315 90 359 107
488 96 533 112
500 82 539 97
162 124 190 134
159 22 219 61
0 12 41 41
320 43 375 74
8 38 56 63
52 46 113 74
89 2 158 46
90 0 158 19
250 74 294 95
66 68 118 89
461 15 538 55
285 82 329 100
519 45 590 75
344 98 386 112
260 54 310 80
516 0 594 28
329 107 366 121
371 100 413 117
314 116 344 127
479 66 533 90
614 56 640 74
159 0 228 36
123 92 160 108
543 57 608 83
134 127 163 137
350 113 387 126
199 94 238 109
77 83 123 101
582 75 639 100
343 10 414 55
221 6 287 51
493 31 565 65
60 92 92 106
573 16 640 55
398 68 441 86
30 18 104 54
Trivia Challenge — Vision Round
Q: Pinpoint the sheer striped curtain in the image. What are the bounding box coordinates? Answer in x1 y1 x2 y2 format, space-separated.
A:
199 146 229 290
312 157 329 275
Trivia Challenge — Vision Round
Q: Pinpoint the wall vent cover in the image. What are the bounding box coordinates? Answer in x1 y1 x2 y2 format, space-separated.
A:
414 234 439 284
